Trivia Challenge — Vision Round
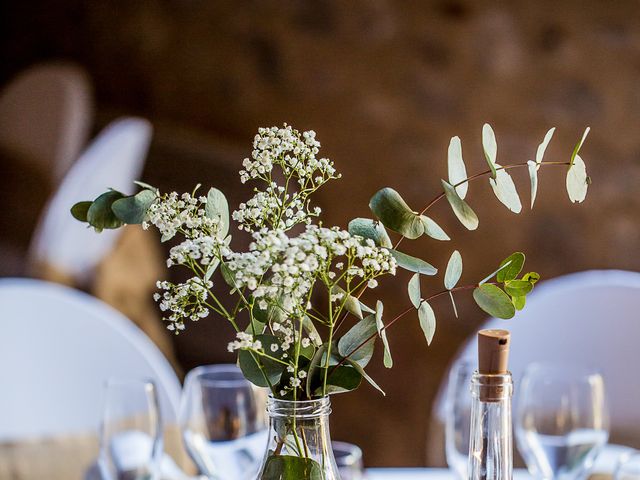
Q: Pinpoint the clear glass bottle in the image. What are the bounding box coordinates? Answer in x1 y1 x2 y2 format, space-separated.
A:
468 371 513 480
256 396 341 480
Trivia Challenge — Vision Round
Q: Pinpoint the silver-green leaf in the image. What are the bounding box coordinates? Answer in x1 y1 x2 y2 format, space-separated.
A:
390 249 437 275
338 314 376 367
408 273 421 309
346 359 386 396
205 187 229 238
375 301 393 368
566 154 589 203
332 285 363 320
444 250 463 290
570 127 590 167
447 136 468 199
441 180 479 230
536 127 556 167
473 284 516 319
418 301 436 345
420 215 450 241
369 188 423 239
482 123 498 178
489 168 522 213
348 218 393 248
527 160 539 209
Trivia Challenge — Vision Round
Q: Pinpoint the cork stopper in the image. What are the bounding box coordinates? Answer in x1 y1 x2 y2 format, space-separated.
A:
477 329 511 402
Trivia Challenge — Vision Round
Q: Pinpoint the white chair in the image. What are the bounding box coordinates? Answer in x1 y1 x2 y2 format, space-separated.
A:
0 62 93 184
0 278 181 441
432 269 640 452
28 117 153 284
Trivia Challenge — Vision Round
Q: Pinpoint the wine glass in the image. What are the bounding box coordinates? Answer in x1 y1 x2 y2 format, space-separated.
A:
516 363 609 480
445 359 475 480
99 378 163 480
333 441 365 480
179 364 268 480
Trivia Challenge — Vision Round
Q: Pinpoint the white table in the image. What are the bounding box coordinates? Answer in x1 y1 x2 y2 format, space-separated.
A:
366 468 530 479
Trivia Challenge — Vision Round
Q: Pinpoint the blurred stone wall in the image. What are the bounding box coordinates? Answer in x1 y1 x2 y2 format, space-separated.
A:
2 0 640 466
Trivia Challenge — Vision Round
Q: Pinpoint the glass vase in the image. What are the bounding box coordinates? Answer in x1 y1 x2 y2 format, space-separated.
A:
256 396 341 480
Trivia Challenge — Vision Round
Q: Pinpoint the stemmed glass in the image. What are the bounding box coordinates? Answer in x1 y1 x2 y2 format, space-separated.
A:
444 359 475 480
179 364 268 480
333 441 365 480
516 363 609 480
99 378 163 480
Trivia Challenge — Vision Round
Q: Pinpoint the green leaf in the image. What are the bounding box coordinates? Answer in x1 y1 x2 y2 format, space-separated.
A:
375 301 393 368
87 191 125 232
369 187 424 239
70 201 92 222
482 123 498 178
496 252 525 283
220 262 238 289
332 285 363 320
408 273 421 309
316 365 362 395
444 250 463 290
536 127 556 167
570 127 590 167
204 258 221 281
261 454 323 480
348 218 393 248
449 290 459 318
513 295 526 311
133 180 159 193
338 314 376 367
111 189 157 224
205 187 230 238
447 136 468 199
346 358 386 396
302 316 323 346
418 301 436 345
306 345 326 398
489 168 522 213
389 249 437 275
523 272 541 284
238 336 284 388
420 215 450 241
504 279 534 297
566 154 589 203
441 180 479 231
527 160 539 209
473 284 516 319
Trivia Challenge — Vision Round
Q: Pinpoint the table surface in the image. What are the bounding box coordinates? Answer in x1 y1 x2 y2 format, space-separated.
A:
366 468 530 479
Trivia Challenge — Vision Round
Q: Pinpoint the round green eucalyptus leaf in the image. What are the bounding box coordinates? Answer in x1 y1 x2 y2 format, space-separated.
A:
70 201 92 222
444 250 463 290
348 218 393 248
489 168 522 214
496 252 525 283
473 284 516 319
315 365 362 395
87 191 125 231
338 314 377 367
261 454 323 480
504 279 534 297
420 215 450 241
441 180 479 231
418 301 436 346
566 154 589 203
369 187 424 239
407 273 421 309
111 189 157 224
390 249 437 276
512 295 526 311
238 336 284 388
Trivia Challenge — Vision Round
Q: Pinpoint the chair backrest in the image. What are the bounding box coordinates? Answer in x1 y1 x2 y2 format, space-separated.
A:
28 117 152 284
0 278 181 441
0 62 93 184
433 270 640 438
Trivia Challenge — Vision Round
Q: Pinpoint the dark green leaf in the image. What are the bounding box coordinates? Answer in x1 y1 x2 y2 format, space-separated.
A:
390 249 437 276
369 188 423 239
111 189 157 224
306 345 327 398
420 215 450 241
504 280 534 297
316 365 362 395
238 336 284 388
408 273 421 309
205 187 230 238
87 191 125 232
261 454 323 480
348 218 393 248
444 250 462 290
473 284 516 319
418 301 436 345
338 314 376 367
70 201 92 222
346 359 386 396
496 252 525 283
220 262 238 289
441 180 479 230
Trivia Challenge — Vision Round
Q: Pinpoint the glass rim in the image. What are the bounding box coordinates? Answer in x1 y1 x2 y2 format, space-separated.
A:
332 440 363 463
187 364 251 388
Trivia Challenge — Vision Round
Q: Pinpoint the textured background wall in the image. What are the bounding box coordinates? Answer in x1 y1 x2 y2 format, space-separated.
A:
2 0 640 466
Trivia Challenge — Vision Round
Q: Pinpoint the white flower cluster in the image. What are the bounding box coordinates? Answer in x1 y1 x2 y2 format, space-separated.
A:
143 191 220 241
227 332 262 352
233 125 340 232
167 235 227 268
154 277 211 333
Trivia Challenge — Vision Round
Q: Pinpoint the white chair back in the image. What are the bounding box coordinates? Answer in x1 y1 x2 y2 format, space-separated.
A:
433 270 640 439
0 62 92 183
28 117 152 283
0 278 181 441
